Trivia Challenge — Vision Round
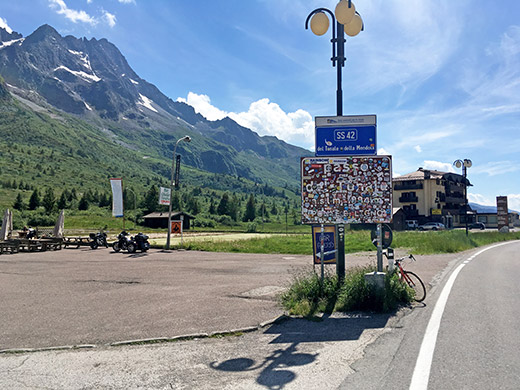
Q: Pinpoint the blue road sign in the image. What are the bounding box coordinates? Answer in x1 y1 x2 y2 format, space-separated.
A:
315 115 377 156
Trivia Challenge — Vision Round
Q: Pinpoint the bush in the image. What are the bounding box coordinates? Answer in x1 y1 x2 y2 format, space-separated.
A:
280 266 414 316
246 222 257 233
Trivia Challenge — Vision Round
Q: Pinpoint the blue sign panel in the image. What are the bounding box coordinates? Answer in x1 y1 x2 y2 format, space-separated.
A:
312 225 337 264
315 125 376 156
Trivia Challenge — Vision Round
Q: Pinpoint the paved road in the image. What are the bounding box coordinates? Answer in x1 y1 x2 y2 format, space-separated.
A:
0 244 484 389
339 240 520 390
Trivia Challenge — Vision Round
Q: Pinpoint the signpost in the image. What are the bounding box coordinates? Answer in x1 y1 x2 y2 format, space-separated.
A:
315 115 376 156
496 196 509 231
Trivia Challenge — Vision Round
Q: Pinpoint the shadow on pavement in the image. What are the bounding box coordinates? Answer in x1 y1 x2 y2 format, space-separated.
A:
210 313 391 389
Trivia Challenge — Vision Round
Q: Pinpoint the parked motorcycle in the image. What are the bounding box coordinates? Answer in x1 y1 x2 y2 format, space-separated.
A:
112 231 136 253
133 232 150 252
89 231 108 249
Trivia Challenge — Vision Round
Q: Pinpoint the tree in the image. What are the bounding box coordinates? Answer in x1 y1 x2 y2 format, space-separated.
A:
217 193 230 216
143 185 159 213
186 197 200 215
171 192 182 211
208 199 216 214
42 187 56 214
13 193 24 210
243 194 256 222
28 189 40 210
57 192 68 210
78 194 89 210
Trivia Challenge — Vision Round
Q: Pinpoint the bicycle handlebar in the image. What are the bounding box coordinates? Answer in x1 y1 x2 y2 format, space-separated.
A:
394 254 416 264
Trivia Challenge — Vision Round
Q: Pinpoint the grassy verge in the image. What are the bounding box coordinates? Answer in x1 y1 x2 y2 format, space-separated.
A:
280 266 414 316
172 230 520 255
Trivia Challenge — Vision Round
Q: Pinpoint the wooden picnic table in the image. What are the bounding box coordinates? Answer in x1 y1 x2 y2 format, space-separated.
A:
63 236 92 249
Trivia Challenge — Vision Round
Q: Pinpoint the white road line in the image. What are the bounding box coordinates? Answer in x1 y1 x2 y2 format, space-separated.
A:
409 241 517 390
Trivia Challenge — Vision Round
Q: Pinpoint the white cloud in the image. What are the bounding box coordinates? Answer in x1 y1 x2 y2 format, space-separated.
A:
103 11 117 28
49 0 96 25
467 193 495 206
414 145 422 153
508 194 520 211
474 161 520 177
118 0 136 4
177 92 314 149
422 160 455 173
0 17 13 34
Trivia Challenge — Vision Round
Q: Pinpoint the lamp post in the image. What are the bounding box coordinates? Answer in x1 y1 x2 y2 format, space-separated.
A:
166 135 191 250
305 0 363 116
305 1 363 279
453 159 472 236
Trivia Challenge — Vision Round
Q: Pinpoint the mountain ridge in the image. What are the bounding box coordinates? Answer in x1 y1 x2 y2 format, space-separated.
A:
0 23 309 188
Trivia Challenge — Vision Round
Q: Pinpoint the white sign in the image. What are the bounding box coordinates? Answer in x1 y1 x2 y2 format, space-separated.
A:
159 187 171 206
110 178 124 217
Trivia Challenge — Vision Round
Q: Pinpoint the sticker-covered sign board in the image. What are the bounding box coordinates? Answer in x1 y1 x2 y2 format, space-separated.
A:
301 156 393 225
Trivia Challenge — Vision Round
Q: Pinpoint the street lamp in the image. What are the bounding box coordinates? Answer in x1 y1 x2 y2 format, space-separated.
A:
453 159 472 236
305 0 363 116
166 135 191 250
305 1 363 280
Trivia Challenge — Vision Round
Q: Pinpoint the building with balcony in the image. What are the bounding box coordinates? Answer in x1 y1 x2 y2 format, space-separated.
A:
393 168 473 227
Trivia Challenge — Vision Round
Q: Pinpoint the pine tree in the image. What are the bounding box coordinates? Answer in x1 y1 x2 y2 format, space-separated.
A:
143 185 159 213
13 193 24 210
78 195 89 210
28 189 40 210
57 192 68 210
217 193 230 216
243 194 256 222
42 187 56 214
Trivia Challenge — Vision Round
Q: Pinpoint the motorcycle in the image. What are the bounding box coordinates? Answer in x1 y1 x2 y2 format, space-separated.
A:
133 232 150 252
89 231 108 249
112 231 136 253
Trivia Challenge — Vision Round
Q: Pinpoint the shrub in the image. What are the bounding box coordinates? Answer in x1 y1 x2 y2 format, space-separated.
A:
280 265 414 316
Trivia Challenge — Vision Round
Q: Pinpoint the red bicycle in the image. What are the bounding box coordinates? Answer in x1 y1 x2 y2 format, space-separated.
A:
394 254 426 302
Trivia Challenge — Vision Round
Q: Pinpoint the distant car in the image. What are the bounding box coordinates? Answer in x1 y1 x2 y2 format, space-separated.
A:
418 222 446 231
469 222 486 230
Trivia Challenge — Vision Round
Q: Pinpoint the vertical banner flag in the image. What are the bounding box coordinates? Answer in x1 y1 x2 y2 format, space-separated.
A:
159 187 171 206
110 178 124 217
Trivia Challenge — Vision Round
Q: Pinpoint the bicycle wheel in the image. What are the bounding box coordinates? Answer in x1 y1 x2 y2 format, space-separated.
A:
404 271 426 302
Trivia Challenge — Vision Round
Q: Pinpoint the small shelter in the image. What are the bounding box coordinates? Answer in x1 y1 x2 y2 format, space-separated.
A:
142 211 195 230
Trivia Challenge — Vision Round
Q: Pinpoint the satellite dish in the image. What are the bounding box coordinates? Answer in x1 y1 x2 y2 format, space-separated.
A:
464 159 472 168
454 160 462 168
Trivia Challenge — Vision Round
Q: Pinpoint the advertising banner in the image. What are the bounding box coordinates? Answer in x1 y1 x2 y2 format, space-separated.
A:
159 187 171 206
110 178 124 218
301 156 393 224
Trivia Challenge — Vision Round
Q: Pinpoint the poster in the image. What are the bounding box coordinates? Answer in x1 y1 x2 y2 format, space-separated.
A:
159 187 171 206
301 156 393 224
312 225 337 264
110 178 124 218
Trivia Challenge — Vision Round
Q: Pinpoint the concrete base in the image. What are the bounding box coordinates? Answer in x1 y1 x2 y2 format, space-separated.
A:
364 272 386 291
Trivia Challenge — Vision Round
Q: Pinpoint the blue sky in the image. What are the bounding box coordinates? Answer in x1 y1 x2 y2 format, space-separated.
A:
1 0 519 210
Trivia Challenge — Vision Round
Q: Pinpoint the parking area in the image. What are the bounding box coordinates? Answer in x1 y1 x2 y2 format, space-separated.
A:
0 248 311 350
0 246 461 351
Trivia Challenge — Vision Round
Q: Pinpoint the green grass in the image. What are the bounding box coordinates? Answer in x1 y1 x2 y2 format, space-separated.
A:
280 266 415 316
393 230 520 254
172 229 520 255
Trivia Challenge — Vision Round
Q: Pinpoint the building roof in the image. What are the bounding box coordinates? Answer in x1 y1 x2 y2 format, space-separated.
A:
142 211 195 219
394 168 471 186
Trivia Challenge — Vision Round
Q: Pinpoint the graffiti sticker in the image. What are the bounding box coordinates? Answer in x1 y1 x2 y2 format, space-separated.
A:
301 156 393 224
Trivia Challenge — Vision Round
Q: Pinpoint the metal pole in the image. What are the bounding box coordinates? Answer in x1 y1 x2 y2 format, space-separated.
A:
464 167 468 236
377 223 383 272
166 142 179 250
320 224 325 292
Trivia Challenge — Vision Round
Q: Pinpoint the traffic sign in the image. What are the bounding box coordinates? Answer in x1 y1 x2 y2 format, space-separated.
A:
315 115 376 156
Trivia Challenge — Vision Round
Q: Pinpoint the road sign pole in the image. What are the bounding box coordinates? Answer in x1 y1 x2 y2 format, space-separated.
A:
337 224 345 281
320 224 325 290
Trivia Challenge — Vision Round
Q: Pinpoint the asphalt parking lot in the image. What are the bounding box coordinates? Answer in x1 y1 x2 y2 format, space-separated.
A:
0 246 458 351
